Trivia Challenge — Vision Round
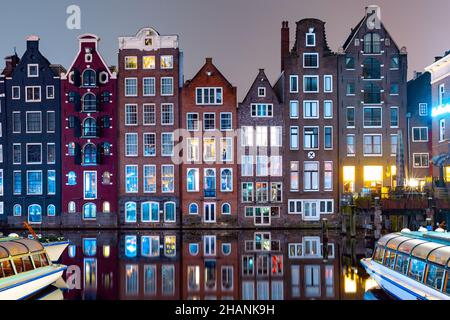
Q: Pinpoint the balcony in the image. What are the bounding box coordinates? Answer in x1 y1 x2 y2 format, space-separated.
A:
204 189 216 198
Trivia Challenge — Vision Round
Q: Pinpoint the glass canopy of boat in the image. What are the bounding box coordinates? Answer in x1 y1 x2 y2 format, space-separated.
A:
373 232 450 296
0 238 50 279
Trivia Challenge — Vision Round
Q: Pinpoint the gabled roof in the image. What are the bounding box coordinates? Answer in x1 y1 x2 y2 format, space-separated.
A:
341 14 403 53
184 58 234 89
241 69 280 105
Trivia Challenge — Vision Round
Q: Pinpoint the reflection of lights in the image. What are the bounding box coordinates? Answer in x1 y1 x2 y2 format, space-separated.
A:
364 278 378 292
407 178 419 188
364 166 383 182
344 275 357 294
103 245 110 258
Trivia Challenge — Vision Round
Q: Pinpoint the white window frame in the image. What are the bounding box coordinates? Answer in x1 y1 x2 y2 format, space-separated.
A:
324 75 333 93
25 86 41 103
46 85 55 99
161 77 174 96
419 103 428 116
27 64 39 77
124 78 138 97
303 100 319 119
290 76 299 93
413 153 430 168
412 127 429 142
303 76 319 93
26 143 42 165
303 53 319 68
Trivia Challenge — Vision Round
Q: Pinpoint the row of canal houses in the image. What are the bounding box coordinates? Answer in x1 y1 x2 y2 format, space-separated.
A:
0 7 447 230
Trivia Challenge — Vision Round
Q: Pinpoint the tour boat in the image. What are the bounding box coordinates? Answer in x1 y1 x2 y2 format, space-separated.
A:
42 241 70 262
361 230 450 300
0 237 67 300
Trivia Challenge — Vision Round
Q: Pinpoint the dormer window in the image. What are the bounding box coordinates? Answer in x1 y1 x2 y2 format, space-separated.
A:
28 64 39 77
258 87 266 97
144 38 153 46
306 28 316 47
82 69 96 87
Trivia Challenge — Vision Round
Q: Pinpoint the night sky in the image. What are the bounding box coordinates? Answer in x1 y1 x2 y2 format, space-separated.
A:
1 0 449 99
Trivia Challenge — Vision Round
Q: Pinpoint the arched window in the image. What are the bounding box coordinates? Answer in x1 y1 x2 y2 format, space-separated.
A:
103 201 110 213
68 201 76 213
82 69 96 87
67 172 77 185
28 204 42 224
83 117 97 137
83 203 96 220
364 33 381 54
102 172 111 185
364 83 381 104
187 169 199 192
83 143 97 164
221 169 233 192
363 58 381 79
221 203 231 215
68 142 76 156
164 202 176 223
82 93 97 112
222 243 232 255
189 243 199 256
204 169 216 197
125 202 137 223
68 245 76 258
47 205 56 217
13 204 22 217
189 203 198 215
141 202 159 223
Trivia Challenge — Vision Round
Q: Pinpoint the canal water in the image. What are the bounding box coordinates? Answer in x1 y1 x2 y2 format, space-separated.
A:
18 229 392 300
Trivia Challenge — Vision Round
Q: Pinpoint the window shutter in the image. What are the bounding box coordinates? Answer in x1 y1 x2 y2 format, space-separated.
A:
97 143 103 165
96 69 102 87
73 69 81 87
96 118 102 137
74 143 82 165
96 95 102 112
74 117 81 138
74 93 81 112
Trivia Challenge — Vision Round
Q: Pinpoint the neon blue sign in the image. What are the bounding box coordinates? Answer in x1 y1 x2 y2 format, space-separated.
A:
432 104 450 117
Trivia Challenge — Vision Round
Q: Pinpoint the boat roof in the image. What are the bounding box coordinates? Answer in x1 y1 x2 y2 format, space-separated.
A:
378 231 450 267
0 238 44 259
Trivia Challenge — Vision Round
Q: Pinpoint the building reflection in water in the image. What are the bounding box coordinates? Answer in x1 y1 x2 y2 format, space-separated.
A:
58 230 377 300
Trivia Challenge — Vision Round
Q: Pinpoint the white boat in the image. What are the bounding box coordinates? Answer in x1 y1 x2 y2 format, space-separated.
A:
42 241 70 262
0 238 67 300
361 231 450 300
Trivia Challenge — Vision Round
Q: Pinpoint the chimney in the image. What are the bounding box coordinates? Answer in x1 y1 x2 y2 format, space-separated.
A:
281 21 290 72
2 54 20 77
205 57 213 64
26 35 40 50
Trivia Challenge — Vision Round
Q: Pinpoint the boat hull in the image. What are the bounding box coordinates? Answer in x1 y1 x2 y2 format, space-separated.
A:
0 265 67 300
361 258 449 300
43 241 70 262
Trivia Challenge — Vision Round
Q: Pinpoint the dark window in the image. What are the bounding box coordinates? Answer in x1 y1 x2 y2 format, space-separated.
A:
82 69 96 87
83 144 97 164
83 118 98 137
82 93 97 112
304 53 318 67
346 82 355 95
364 108 382 127
391 83 399 95
346 108 355 127
363 58 381 79
345 56 355 69
364 83 381 104
47 112 56 132
102 116 110 128
364 33 381 54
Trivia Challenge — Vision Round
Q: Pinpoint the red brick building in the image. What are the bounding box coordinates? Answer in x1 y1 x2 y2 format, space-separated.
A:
181 58 238 228
238 70 286 227
182 231 239 299
61 34 117 228
275 20 338 226
117 28 181 228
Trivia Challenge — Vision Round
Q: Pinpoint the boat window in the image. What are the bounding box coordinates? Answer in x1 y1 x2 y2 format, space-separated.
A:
40 253 49 267
445 275 450 295
425 264 445 291
397 239 427 255
1 242 29 257
32 254 45 268
407 258 426 282
0 260 15 278
386 236 411 251
383 249 396 269
411 242 446 261
373 246 384 263
377 233 402 247
428 247 450 266
394 254 409 275
13 256 33 273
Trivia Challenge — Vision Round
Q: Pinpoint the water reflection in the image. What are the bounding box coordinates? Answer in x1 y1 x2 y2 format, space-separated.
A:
36 230 384 300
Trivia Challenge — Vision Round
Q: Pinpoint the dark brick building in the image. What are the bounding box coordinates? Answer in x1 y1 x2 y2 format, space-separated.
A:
406 71 432 188
181 58 238 228
2 36 63 227
61 34 118 228
117 28 181 228
238 69 286 227
275 19 338 226
338 8 408 197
